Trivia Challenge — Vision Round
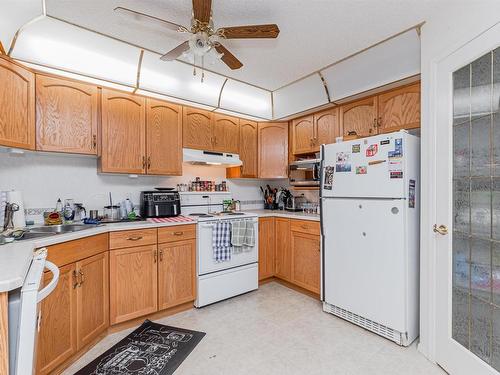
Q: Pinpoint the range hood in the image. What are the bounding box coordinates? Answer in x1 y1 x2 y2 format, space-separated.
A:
183 148 242 167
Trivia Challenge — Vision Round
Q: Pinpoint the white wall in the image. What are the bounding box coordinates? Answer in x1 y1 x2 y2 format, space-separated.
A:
419 0 500 363
0 151 288 219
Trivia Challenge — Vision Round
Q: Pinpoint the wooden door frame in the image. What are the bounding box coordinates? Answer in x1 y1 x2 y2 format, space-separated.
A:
419 20 500 370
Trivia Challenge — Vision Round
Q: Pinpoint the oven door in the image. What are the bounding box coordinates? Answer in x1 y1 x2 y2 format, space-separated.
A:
197 218 259 275
289 160 320 186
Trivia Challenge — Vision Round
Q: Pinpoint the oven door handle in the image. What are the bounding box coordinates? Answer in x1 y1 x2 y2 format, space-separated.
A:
37 261 59 303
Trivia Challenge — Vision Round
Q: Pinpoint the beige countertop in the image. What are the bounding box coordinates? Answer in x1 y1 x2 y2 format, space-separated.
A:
0 210 320 292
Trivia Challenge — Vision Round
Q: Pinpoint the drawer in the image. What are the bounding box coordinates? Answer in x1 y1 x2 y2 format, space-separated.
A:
158 224 196 243
290 219 320 235
45 233 108 267
109 228 157 250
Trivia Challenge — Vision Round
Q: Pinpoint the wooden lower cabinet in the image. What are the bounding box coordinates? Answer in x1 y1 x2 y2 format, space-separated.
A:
258 217 276 280
275 218 292 281
76 252 109 349
109 244 158 324
158 239 196 310
37 264 78 375
291 230 321 294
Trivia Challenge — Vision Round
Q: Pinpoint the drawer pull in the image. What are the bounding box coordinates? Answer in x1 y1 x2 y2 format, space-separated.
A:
127 236 143 241
173 231 184 236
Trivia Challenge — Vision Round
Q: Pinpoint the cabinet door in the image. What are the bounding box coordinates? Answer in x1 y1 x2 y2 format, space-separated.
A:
213 114 239 153
314 107 340 148
239 120 258 178
146 99 182 175
76 252 109 350
37 264 77 375
0 58 35 149
258 217 275 280
291 231 320 294
100 89 146 174
258 122 289 178
292 115 314 154
158 239 196 310
109 245 158 324
377 82 420 133
275 218 291 281
35 75 98 154
340 96 378 138
182 107 212 150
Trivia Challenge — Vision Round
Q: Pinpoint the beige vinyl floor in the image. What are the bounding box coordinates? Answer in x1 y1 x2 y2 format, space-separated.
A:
63 282 446 375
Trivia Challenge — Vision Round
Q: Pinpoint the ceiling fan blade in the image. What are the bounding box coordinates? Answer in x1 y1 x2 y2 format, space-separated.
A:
114 6 189 33
160 41 191 61
214 43 243 70
192 0 212 23
218 24 280 39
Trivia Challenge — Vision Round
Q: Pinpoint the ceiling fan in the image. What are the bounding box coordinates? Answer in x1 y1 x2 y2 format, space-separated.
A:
114 0 280 71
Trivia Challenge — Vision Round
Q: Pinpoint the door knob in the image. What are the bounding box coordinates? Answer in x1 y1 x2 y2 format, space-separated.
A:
433 224 448 235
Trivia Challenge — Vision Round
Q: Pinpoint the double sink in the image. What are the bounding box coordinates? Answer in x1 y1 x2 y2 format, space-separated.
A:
13 224 100 241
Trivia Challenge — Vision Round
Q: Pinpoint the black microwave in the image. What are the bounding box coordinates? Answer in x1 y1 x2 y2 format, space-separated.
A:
288 159 321 187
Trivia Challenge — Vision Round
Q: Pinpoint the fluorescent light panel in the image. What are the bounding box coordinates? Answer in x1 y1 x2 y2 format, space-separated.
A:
219 79 272 119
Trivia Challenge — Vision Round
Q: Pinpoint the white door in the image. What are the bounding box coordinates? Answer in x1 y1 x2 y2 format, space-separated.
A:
433 23 500 375
322 198 407 331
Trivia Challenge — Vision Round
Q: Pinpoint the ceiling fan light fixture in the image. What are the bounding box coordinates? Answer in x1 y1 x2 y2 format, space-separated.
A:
188 32 212 57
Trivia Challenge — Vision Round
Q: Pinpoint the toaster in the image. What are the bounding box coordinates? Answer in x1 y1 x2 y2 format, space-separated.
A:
140 191 181 218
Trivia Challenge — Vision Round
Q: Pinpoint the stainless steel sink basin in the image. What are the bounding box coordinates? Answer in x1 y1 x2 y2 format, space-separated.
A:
29 224 100 234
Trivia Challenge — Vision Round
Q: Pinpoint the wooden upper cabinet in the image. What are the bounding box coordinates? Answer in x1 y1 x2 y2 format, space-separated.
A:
183 107 212 150
37 264 77 375
76 252 109 350
158 239 196 310
315 107 340 147
258 122 288 178
238 120 258 178
36 75 98 155
212 114 239 154
292 115 315 154
340 96 378 138
0 58 35 150
109 244 158 324
146 99 183 175
100 89 146 174
377 82 421 133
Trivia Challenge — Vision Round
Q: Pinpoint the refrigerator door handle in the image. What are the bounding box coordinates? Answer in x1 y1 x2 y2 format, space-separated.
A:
37 261 59 303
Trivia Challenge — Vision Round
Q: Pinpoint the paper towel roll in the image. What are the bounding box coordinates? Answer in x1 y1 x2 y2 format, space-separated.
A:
7 190 26 228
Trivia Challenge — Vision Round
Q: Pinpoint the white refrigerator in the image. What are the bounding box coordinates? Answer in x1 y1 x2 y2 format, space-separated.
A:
320 130 420 346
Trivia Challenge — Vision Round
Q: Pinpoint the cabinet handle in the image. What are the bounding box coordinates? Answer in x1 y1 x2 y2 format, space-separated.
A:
79 270 85 286
72 270 79 289
147 156 151 169
173 231 184 236
92 135 97 150
127 236 143 241
377 117 382 128
154 249 157 263
159 249 163 261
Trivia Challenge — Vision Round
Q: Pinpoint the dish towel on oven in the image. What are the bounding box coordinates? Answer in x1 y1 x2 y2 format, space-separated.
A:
213 221 232 262
231 221 246 253
243 220 256 248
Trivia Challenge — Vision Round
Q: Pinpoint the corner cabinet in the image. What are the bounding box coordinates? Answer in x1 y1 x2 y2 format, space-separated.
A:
100 89 146 174
0 58 35 150
183 107 213 150
146 99 183 175
35 75 99 154
226 119 258 179
258 122 288 178
212 114 240 154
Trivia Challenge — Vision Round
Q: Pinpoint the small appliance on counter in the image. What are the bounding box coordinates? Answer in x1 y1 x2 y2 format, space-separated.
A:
140 189 181 218
285 193 307 212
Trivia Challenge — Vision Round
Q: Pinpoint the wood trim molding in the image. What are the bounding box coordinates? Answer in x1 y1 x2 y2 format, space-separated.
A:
0 42 5 55
0 292 8 375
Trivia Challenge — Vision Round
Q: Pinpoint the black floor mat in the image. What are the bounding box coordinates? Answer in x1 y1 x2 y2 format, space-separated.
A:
74 320 205 375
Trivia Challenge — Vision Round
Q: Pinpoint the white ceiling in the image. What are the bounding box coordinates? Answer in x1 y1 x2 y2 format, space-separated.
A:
43 0 449 91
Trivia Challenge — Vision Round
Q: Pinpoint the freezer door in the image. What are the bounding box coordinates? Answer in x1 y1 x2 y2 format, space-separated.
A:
322 198 407 332
321 132 408 198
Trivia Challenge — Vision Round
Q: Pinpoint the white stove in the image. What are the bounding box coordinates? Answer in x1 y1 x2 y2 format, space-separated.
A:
180 193 259 307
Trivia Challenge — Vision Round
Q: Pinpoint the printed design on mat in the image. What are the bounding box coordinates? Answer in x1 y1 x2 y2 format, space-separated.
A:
355 166 367 175
335 152 351 172
323 166 334 190
388 138 403 159
365 144 378 157
75 320 205 375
